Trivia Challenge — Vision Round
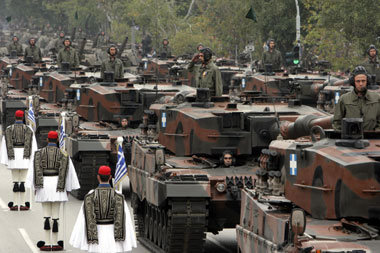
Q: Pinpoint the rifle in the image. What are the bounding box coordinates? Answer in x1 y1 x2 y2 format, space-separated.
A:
117 36 128 58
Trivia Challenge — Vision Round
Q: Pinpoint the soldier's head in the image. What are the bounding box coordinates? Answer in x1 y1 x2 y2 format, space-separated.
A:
63 38 71 47
120 118 129 129
107 45 118 56
350 66 369 94
59 31 65 38
78 28 82 32
15 110 24 121
197 43 204 52
368 44 378 58
200 47 213 63
97 165 111 183
162 39 169 46
47 131 58 144
100 31 105 36
267 39 275 50
29 38 36 46
221 150 234 167
12 36 18 43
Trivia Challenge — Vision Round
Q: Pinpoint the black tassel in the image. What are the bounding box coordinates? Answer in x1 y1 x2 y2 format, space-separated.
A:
19 182 25 192
44 217 50 230
52 219 59 233
13 182 19 192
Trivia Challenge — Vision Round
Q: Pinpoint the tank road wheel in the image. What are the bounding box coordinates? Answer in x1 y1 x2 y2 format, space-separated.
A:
144 203 150 238
153 207 159 245
131 193 144 238
164 198 208 253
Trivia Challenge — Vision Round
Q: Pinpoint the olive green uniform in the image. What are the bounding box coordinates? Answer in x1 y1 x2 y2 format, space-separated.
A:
333 90 380 131
262 49 282 70
361 57 380 84
159 45 172 58
97 35 107 47
24 45 42 62
7 42 23 55
57 47 79 69
191 61 223 96
101 57 124 79
54 38 65 52
188 61 201 87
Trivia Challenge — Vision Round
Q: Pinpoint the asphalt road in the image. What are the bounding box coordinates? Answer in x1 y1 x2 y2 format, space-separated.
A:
0 137 238 252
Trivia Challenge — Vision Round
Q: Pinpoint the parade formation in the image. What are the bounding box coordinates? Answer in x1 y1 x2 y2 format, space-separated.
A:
0 0 380 253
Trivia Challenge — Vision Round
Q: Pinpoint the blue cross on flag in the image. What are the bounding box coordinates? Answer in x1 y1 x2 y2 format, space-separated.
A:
162 112 167 128
334 91 340 104
289 154 297 176
59 116 66 151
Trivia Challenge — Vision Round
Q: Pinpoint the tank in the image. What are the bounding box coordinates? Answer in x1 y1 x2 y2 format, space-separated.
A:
128 89 330 252
236 115 380 252
232 70 345 107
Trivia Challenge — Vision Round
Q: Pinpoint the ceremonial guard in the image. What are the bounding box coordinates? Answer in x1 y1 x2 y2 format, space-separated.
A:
26 131 80 251
0 110 37 211
70 166 137 252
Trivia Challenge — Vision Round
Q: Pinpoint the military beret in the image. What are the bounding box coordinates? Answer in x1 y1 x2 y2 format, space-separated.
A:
98 166 111 176
47 131 58 139
15 110 24 118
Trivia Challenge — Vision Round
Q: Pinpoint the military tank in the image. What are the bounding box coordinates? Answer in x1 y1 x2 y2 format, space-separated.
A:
128 89 330 252
237 115 380 252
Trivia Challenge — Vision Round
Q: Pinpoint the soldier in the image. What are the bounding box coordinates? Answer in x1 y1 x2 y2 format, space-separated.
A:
220 150 235 168
333 66 380 131
97 31 108 47
100 45 124 79
0 110 37 211
159 38 172 59
26 131 80 251
54 31 65 53
361 44 380 84
70 165 137 252
7 35 23 56
141 33 152 57
262 39 283 70
188 47 223 96
57 38 79 69
120 118 129 130
24 38 42 63
188 43 204 87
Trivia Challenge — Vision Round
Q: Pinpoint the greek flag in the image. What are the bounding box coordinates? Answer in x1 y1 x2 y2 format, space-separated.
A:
289 154 297 176
59 117 66 151
27 99 36 132
115 143 127 186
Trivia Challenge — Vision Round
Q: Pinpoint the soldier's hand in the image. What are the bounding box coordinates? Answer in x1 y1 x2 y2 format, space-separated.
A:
191 54 200 63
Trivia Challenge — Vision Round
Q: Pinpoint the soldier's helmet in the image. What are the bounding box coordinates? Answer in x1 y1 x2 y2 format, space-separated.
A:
200 47 213 62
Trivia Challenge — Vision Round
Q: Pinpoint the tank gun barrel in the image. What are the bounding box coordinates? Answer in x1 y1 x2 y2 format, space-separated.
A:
117 36 128 59
280 115 333 139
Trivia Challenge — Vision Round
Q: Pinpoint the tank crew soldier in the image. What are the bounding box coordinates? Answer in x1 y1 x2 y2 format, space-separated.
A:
262 39 283 70
97 31 108 47
362 45 380 84
141 33 152 57
70 165 137 252
188 47 223 96
188 43 204 87
100 45 124 80
159 38 172 59
7 35 23 56
0 110 37 211
333 66 380 131
57 38 79 70
54 31 65 52
220 150 235 168
120 118 129 130
26 131 80 251
24 38 42 63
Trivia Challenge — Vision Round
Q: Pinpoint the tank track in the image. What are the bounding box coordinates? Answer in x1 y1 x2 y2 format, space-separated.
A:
133 194 208 253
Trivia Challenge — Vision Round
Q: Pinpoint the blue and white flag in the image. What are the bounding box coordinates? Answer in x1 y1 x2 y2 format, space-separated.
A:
59 114 66 151
115 143 127 186
289 154 297 176
27 99 36 132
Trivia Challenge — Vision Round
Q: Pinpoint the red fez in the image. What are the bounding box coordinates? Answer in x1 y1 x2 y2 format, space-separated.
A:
15 110 24 118
98 166 111 176
47 131 58 139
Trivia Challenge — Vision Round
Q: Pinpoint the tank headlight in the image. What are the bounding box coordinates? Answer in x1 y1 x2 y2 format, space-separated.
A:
216 182 226 193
